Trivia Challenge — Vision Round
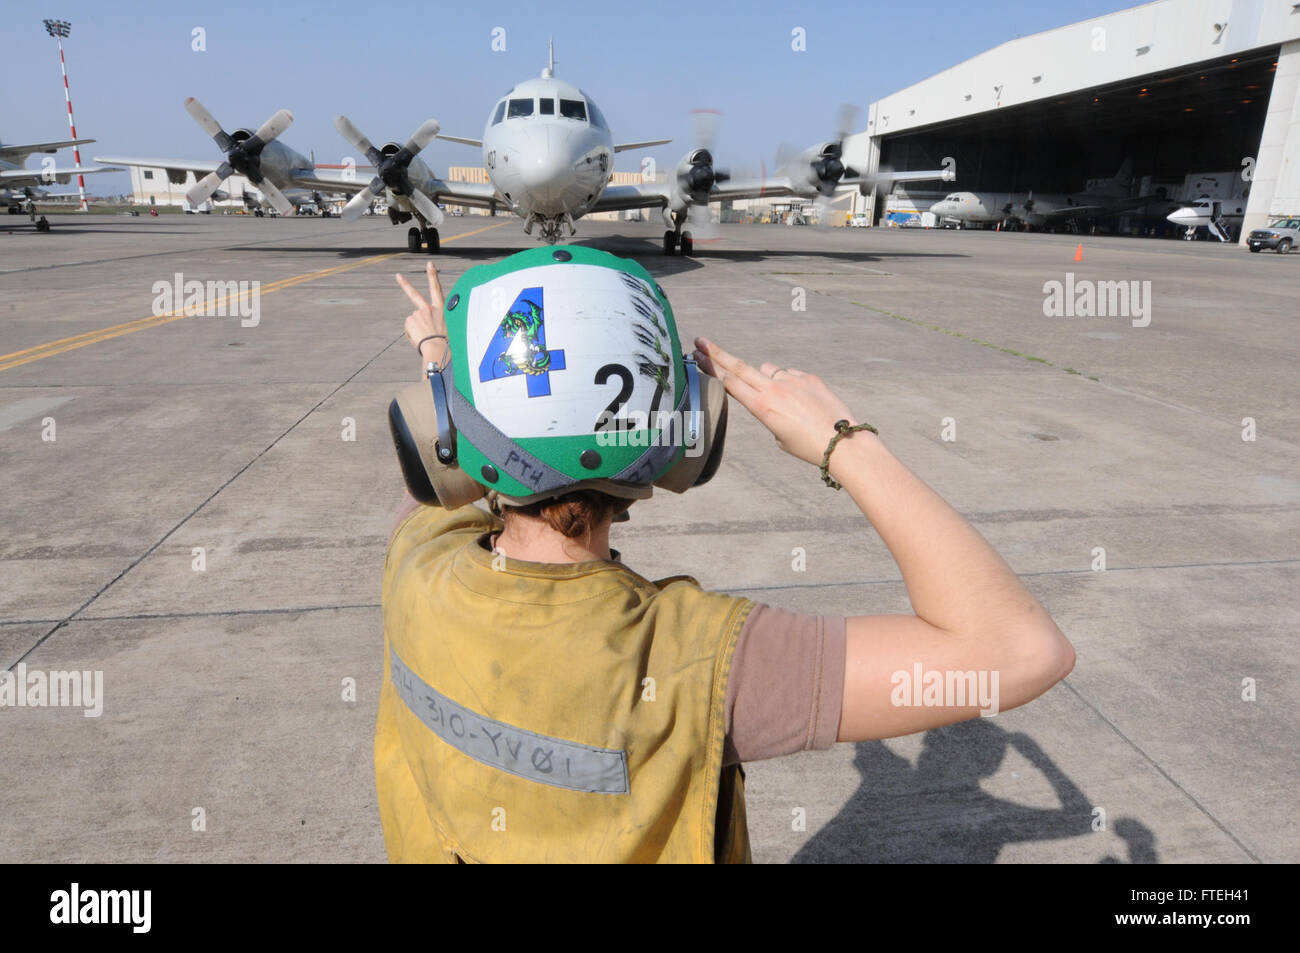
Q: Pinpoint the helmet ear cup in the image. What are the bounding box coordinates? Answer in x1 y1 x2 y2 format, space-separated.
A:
389 381 487 510
692 392 728 487
388 396 439 504
654 371 728 493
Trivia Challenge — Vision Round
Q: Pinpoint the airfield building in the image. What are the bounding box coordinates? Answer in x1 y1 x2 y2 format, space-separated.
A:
848 0 1300 244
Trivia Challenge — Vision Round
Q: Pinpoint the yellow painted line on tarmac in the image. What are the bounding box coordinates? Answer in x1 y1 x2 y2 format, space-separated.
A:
0 220 510 374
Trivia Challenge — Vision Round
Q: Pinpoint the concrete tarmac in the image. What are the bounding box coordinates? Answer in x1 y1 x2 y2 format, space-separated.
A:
1 212 1295 862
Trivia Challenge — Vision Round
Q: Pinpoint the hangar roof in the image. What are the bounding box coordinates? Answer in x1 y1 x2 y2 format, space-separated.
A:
866 0 1300 139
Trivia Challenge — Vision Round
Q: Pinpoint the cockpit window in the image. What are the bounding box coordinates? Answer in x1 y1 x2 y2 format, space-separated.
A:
507 98 534 118
559 99 587 121
492 101 506 125
584 95 607 129
539 98 555 115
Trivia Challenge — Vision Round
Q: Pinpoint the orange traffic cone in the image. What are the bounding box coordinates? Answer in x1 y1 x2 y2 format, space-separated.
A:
1073 243 1083 262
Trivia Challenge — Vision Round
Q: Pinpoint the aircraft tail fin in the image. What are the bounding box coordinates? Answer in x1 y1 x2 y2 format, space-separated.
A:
1101 156 1134 195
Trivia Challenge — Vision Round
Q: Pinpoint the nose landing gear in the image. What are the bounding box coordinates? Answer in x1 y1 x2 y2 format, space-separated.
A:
527 214 574 245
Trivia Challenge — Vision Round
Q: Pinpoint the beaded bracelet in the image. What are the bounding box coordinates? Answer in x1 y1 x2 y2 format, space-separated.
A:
820 419 878 489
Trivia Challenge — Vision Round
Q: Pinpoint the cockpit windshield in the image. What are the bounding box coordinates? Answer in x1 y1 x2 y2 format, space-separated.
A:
584 95 607 130
507 98 534 118
559 99 587 121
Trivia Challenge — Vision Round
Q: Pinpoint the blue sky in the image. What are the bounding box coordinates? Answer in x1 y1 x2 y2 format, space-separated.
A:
8 0 1135 194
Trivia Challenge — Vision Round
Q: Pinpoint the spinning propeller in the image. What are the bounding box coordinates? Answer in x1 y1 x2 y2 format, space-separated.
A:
184 98 295 215
334 116 443 226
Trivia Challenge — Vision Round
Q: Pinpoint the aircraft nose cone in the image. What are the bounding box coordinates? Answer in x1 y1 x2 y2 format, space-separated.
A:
518 127 575 210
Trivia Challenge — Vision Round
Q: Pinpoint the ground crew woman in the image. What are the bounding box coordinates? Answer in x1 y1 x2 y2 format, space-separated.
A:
377 249 1075 863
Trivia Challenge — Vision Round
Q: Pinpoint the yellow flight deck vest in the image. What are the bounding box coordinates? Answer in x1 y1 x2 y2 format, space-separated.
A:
376 504 755 863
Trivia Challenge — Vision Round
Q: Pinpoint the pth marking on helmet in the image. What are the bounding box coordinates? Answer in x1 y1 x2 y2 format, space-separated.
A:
477 286 567 398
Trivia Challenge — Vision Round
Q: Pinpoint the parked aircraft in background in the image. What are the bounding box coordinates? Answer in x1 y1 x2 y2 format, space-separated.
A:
1166 195 1246 241
2 137 119 212
930 159 1161 230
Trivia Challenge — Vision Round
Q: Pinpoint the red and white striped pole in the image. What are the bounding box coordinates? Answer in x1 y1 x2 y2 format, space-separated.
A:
44 19 87 211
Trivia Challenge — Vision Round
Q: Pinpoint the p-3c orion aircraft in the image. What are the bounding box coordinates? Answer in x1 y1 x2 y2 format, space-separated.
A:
98 43 952 255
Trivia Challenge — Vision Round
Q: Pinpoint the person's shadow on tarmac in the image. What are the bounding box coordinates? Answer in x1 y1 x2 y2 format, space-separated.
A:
791 719 1158 863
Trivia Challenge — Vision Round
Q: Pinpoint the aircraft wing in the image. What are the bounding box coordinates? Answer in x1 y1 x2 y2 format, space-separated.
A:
293 167 505 210
0 139 94 164
94 155 223 175
1034 194 1159 221
841 168 956 189
708 175 801 202
613 139 671 153
0 165 121 186
590 175 804 214
590 183 671 212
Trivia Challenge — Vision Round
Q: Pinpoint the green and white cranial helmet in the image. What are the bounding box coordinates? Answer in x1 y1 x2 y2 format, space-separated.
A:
388 245 729 509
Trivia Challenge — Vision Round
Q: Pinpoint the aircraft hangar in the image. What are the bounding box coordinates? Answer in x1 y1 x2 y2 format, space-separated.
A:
848 0 1300 243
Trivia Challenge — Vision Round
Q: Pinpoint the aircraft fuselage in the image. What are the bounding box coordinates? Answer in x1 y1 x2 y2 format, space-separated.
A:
480 73 613 238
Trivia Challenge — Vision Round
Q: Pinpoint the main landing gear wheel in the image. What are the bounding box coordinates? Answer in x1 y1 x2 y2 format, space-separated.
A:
407 227 422 253
423 227 440 254
663 230 678 256
679 231 694 256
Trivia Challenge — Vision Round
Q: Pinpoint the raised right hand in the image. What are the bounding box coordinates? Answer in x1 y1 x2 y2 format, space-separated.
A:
693 336 865 467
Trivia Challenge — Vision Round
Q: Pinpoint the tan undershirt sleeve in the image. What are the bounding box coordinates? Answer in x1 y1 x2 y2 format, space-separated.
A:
722 604 847 766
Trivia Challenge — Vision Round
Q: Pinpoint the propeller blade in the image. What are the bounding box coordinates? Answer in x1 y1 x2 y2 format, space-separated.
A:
341 180 382 222
184 98 230 151
815 194 832 228
774 141 798 175
835 104 860 144
689 108 722 153
686 200 718 241
257 178 295 216
406 188 444 227
334 115 382 165
187 164 231 206
402 119 441 156
251 109 294 148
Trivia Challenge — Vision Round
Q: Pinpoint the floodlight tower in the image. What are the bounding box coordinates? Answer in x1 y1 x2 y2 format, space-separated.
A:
43 18 88 211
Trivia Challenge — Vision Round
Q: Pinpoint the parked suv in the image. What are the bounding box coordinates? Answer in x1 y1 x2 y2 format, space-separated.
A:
1246 217 1299 254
